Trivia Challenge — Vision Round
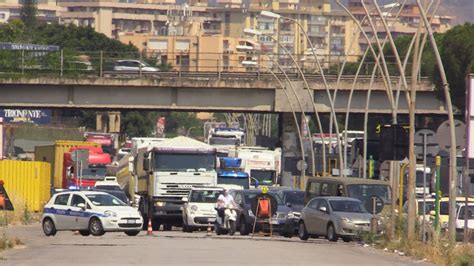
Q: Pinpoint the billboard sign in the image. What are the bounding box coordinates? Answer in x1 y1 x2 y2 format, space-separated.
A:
0 109 51 124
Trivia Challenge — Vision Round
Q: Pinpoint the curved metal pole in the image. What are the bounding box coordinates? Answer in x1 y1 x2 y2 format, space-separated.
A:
342 1 407 173
264 34 329 176
281 17 344 176
261 64 307 182
416 0 458 243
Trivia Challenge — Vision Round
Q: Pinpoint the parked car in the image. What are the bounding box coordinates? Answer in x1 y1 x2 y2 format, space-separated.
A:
298 197 374 242
455 203 474 241
230 189 294 236
402 197 435 223
42 191 142 237
113 60 159 72
439 196 474 229
271 188 305 236
182 187 223 232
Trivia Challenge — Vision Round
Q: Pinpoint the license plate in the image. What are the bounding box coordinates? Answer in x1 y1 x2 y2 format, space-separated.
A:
207 218 216 222
271 220 280 225
127 219 136 224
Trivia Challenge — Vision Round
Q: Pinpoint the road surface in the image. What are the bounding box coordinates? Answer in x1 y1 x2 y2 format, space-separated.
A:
1 224 430 265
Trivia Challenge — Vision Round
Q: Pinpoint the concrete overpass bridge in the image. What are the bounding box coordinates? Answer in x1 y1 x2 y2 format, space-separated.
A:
0 72 447 115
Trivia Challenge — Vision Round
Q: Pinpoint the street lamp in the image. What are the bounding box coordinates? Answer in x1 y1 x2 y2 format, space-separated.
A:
244 27 328 176
242 59 308 183
257 11 345 176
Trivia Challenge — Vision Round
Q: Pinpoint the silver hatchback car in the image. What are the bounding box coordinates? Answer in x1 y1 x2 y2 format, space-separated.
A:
298 197 373 242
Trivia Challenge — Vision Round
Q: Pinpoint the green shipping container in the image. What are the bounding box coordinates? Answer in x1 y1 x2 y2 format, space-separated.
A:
34 140 100 188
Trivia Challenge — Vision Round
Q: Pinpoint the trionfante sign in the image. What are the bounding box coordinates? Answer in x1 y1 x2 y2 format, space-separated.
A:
0 109 51 124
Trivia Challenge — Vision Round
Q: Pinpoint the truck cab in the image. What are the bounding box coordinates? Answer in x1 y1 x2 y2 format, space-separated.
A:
138 136 217 230
63 146 112 188
207 127 245 157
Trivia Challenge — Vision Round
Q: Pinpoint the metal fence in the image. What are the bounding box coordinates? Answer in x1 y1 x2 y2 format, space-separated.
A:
0 50 430 82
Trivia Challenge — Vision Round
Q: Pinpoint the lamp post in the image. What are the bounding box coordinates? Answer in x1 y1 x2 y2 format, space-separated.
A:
244 28 326 176
259 11 345 176
242 60 307 183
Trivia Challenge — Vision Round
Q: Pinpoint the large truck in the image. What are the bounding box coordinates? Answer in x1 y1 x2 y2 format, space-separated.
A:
62 146 112 188
133 136 218 230
229 146 282 186
84 132 118 157
207 127 245 157
34 140 101 190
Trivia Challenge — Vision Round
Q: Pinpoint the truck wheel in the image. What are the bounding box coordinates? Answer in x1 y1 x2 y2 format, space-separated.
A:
89 217 105 236
163 224 172 231
43 218 57 236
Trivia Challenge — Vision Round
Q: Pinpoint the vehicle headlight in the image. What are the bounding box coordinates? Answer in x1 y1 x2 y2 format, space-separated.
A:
104 210 117 217
155 201 166 207
190 205 198 211
287 212 295 219
248 209 255 217
341 217 353 224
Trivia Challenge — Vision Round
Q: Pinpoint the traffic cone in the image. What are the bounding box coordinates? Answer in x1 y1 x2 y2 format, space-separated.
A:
147 218 153 236
207 222 212 236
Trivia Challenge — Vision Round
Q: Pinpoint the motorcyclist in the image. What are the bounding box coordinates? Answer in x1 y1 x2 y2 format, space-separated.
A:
216 189 235 221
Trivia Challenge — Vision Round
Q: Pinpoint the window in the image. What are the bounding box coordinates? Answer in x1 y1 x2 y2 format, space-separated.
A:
319 199 329 212
54 194 70 206
308 181 320 199
308 199 320 209
70 194 86 207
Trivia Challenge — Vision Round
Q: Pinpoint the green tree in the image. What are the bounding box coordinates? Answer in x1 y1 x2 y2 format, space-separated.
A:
121 111 156 138
20 0 37 29
437 23 474 112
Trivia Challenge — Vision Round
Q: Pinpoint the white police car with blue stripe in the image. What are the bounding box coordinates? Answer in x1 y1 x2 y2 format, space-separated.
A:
42 190 143 236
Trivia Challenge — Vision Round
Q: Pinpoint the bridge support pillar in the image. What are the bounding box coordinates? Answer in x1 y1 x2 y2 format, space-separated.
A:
280 112 305 188
96 111 121 133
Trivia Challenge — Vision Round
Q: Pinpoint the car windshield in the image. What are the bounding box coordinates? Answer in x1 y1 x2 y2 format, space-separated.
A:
154 152 215 171
417 201 435 215
250 170 275 186
458 206 474 220
190 190 222 203
347 184 390 204
209 137 239 145
95 185 121 191
86 193 127 206
282 191 304 205
329 200 367 213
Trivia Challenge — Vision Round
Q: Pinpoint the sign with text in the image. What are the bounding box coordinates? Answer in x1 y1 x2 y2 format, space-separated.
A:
0 109 51 124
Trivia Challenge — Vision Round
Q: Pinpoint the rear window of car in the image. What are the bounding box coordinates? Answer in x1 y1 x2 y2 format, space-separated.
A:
54 194 70 205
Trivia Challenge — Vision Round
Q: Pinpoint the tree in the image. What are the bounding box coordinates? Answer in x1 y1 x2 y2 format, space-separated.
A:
121 111 156 138
437 23 474 113
20 0 37 29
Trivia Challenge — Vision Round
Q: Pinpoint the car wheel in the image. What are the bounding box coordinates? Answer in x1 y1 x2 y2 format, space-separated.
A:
43 218 57 236
89 217 105 236
327 223 337 242
163 224 172 231
79 230 90 236
125 230 140 236
298 221 309 241
239 218 250 235
182 223 193 233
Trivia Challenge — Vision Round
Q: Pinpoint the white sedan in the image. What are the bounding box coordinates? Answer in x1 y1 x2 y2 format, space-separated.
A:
42 191 142 237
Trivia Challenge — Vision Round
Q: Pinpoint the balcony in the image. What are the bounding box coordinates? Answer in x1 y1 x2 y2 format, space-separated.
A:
203 28 221 35
308 31 327 38
308 20 327 26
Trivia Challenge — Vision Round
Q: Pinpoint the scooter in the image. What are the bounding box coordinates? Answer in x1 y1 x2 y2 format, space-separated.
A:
214 204 237 236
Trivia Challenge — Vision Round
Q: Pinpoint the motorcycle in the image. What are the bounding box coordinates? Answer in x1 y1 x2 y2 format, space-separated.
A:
214 204 237 236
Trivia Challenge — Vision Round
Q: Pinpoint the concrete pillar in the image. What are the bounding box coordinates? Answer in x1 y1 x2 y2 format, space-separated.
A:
96 111 121 133
280 112 302 187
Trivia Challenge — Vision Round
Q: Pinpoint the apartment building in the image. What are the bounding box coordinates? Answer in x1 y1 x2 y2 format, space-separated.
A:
0 0 61 24
347 0 452 52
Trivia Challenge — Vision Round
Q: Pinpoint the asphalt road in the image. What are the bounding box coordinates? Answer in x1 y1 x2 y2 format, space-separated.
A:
1 224 430 265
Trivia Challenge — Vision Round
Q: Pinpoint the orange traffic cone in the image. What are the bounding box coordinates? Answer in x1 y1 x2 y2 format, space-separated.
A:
147 218 153 236
207 222 212 236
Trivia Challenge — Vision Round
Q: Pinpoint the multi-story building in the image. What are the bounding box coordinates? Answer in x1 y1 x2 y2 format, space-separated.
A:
0 0 61 24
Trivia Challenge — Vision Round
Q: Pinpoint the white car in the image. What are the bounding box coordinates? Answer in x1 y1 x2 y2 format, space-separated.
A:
182 187 223 232
42 190 143 237
455 203 474 241
113 60 159 72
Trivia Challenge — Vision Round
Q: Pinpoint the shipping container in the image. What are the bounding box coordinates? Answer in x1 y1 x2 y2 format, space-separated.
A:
34 140 100 188
0 160 51 212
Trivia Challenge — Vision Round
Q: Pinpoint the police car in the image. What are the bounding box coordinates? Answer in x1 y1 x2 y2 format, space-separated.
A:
42 190 142 237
